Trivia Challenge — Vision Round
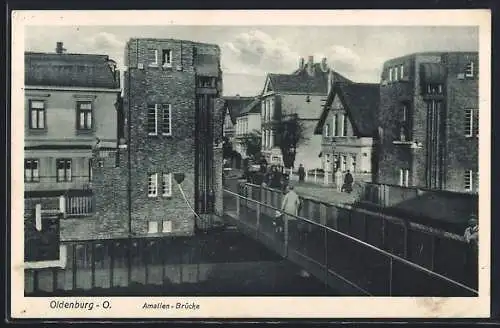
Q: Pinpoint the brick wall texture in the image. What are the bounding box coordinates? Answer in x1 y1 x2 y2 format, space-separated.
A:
60 38 223 241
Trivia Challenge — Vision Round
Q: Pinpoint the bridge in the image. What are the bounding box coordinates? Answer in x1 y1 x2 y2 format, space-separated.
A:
222 184 478 297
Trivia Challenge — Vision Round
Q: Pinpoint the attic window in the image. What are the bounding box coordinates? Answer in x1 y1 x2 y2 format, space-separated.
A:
305 95 311 103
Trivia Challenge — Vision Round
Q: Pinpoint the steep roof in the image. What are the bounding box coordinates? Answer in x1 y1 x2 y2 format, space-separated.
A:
315 82 380 137
266 63 352 95
222 96 255 123
25 52 120 89
239 97 261 116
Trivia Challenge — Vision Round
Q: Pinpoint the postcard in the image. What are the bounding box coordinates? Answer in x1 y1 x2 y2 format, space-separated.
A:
10 9 491 319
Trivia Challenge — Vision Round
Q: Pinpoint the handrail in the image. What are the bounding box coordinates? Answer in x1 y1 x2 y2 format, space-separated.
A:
223 188 479 295
241 182 465 241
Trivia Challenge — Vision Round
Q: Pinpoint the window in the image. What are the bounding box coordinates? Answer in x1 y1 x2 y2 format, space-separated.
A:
342 114 348 137
399 103 410 141
56 159 72 182
426 84 443 95
77 101 92 130
148 49 158 66
89 159 93 182
162 220 172 233
199 77 216 88
399 168 409 187
473 110 479 137
29 100 45 129
325 123 330 137
148 173 158 197
147 104 158 136
389 68 393 82
341 155 347 172
400 64 404 79
464 170 473 191
464 109 474 137
148 221 159 233
161 104 172 136
24 159 39 182
162 173 172 197
331 113 337 137
393 67 398 81
162 49 172 67
465 61 474 78
351 155 357 172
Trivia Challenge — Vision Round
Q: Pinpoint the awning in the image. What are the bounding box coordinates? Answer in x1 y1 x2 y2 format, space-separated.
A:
420 63 447 84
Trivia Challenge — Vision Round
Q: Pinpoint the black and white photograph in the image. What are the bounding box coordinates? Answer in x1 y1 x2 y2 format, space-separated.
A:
10 10 490 319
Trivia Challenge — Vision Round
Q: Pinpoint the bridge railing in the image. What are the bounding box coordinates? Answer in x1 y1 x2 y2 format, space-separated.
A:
231 182 477 290
223 188 478 297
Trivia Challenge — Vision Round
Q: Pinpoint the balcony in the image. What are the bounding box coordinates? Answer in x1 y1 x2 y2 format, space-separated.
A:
25 189 94 218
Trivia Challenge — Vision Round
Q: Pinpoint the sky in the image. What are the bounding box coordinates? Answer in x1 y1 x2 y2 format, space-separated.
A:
25 26 478 96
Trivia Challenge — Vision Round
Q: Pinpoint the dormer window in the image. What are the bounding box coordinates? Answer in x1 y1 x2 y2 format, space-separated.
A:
162 49 172 67
465 61 474 78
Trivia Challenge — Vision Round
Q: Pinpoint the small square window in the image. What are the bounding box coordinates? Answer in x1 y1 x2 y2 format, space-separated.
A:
162 220 172 233
148 221 158 233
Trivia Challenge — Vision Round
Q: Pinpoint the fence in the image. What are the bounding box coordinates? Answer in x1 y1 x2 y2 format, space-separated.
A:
25 190 94 217
229 182 477 290
222 188 477 296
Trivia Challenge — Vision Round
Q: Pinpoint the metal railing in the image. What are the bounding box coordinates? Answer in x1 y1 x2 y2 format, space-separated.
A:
223 188 478 297
232 182 478 289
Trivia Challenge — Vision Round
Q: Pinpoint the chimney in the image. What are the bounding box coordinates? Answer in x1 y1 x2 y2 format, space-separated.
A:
321 57 328 72
299 57 305 70
327 70 335 95
307 55 314 76
55 42 66 54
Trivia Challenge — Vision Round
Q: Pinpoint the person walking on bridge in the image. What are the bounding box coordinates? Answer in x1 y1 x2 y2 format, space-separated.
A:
280 184 304 248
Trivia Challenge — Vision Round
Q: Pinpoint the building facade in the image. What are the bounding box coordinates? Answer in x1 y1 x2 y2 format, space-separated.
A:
24 42 121 197
222 96 254 141
260 56 351 168
376 52 479 193
58 38 224 241
234 98 261 158
314 82 379 181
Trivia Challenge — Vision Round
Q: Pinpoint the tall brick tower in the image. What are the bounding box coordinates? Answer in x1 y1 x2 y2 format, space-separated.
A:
118 38 223 237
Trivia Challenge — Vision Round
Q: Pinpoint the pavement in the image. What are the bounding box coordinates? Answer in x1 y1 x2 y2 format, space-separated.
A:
223 168 360 206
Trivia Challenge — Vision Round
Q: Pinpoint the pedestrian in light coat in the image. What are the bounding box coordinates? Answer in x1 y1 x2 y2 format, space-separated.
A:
280 184 305 248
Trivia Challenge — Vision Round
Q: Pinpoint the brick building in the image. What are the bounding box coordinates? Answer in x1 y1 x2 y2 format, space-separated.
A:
314 82 379 182
87 38 224 240
376 52 479 193
260 56 351 169
24 42 121 208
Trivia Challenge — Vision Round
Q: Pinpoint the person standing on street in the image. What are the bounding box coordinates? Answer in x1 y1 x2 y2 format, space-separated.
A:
298 164 305 183
343 170 354 193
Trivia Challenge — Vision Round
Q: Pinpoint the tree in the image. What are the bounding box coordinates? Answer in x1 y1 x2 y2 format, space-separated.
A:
239 130 261 160
275 114 307 169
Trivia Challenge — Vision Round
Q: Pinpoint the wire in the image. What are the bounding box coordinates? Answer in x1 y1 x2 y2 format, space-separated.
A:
176 183 202 220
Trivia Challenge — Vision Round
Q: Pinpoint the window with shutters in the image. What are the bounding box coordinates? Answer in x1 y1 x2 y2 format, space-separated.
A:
162 173 172 197
24 159 40 182
29 100 46 129
77 101 93 130
147 104 158 136
148 173 158 197
162 104 172 136
56 159 72 182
